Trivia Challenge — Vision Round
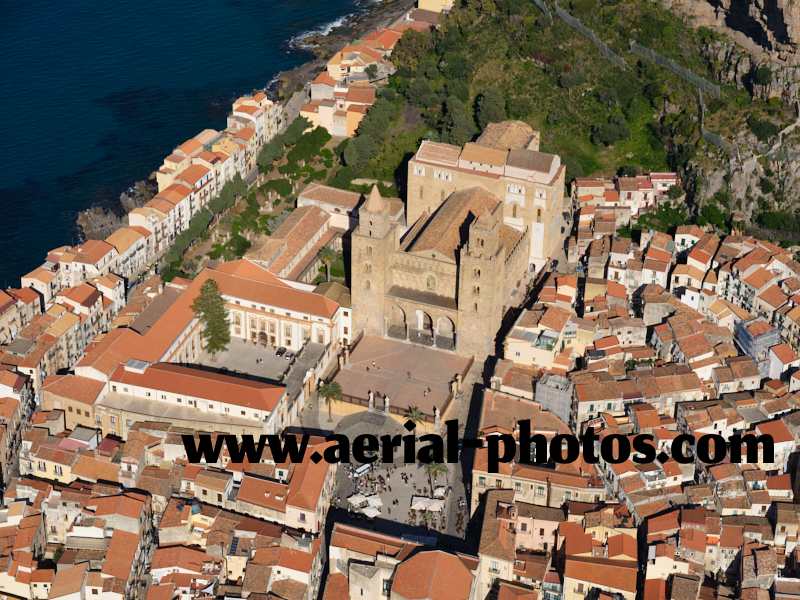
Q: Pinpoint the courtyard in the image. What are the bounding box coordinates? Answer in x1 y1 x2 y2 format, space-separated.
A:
331 335 472 425
197 337 291 382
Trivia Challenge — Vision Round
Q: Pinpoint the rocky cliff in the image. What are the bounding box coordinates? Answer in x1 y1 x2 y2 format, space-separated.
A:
714 0 800 54
665 0 800 101
76 179 156 241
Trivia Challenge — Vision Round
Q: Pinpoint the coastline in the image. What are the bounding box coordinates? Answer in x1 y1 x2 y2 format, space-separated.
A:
75 0 415 242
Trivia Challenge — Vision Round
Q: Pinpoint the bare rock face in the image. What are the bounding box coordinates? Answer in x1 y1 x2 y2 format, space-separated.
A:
710 0 800 54
76 179 156 241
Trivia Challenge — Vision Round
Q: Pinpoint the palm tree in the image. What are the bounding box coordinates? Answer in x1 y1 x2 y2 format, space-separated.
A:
319 247 337 282
405 406 425 427
424 462 448 497
318 381 342 422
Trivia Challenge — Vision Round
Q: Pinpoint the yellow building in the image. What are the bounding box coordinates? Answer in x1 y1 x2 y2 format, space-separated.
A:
418 0 454 12
406 121 568 272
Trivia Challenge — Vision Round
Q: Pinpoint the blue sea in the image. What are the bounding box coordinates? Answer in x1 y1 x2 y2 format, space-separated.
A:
0 0 366 287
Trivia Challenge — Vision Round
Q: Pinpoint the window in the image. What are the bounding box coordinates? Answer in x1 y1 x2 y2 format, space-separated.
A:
478 476 486 486
520 522 527 532
365 246 372 257
364 280 371 291
539 528 545 536
299 512 306 522
413 165 425 176
507 183 525 194
426 275 436 291
473 268 481 278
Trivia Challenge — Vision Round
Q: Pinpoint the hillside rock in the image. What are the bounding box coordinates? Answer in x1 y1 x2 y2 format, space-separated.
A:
76 179 156 241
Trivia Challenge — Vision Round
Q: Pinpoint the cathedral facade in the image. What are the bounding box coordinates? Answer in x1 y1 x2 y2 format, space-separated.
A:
351 184 530 359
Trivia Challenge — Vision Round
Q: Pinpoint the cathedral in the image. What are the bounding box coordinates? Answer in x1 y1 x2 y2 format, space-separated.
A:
350 121 567 359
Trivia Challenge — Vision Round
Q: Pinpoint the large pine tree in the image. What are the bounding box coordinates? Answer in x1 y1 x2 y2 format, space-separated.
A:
192 278 231 359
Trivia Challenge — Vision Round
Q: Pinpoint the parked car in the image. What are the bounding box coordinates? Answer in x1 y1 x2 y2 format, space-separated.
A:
284 351 295 361
276 347 287 356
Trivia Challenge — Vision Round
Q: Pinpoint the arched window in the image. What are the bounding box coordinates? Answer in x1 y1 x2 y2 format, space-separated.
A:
364 280 371 291
426 275 436 291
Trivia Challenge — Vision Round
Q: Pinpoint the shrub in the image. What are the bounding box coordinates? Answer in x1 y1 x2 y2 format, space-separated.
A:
747 115 780 143
753 65 772 86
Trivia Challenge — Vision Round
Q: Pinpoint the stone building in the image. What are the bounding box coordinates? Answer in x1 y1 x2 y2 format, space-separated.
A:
406 121 568 272
351 185 530 358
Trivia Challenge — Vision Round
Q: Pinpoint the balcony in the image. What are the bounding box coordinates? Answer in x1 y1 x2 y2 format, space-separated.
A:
434 335 455 350
387 325 407 340
408 329 434 346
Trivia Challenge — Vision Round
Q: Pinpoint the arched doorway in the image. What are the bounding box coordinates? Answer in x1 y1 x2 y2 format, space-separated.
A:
258 331 269 347
387 304 407 340
410 310 434 346
435 316 456 350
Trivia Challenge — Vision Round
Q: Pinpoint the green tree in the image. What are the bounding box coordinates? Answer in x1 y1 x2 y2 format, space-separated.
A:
365 64 378 81
318 247 337 282
475 88 507 129
667 185 683 200
424 462 448 497
318 381 343 421
405 406 426 427
591 115 630 147
753 65 772 86
192 279 230 359
443 96 477 145
747 115 780 143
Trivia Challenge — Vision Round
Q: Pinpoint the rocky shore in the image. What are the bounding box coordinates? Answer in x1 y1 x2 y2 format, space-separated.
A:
76 0 415 241
76 179 156 241
273 0 416 99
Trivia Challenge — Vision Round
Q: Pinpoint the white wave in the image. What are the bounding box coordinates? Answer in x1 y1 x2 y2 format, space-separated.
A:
289 13 355 49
